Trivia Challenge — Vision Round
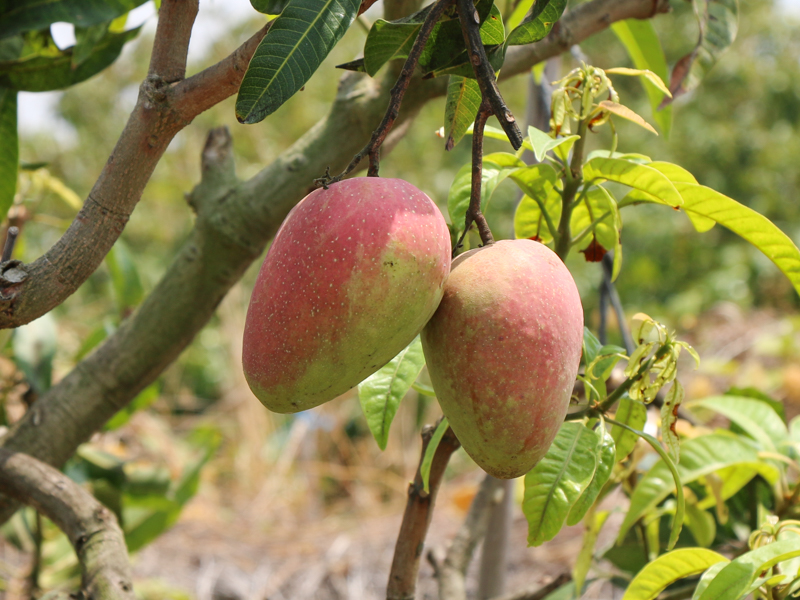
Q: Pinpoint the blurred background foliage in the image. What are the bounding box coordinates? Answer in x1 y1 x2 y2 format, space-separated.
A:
1 0 800 594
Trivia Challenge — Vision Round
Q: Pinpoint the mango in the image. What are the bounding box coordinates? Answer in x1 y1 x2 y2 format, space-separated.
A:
243 177 451 413
421 239 583 478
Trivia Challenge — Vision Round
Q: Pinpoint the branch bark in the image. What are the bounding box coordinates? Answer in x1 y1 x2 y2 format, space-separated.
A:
387 422 461 600
0 0 670 522
0 449 135 600
0 13 269 329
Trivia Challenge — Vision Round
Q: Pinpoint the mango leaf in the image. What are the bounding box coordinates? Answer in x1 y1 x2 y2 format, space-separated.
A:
618 433 780 542
696 462 779 511
0 86 16 220
235 0 360 123
610 19 672 136
72 21 111 68
692 561 728 600
523 422 599 546
362 13 422 76
0 28 140 91
443 75 481 151
570 185 621 274
621 548 728 600
105 382 160 431
251 0 292 15
511 163 561 242
123 495 180 553
662 0 739 107
507 0 566 46
506 0 533 32
583 157 683 209
0 0 147 39
582 327 602 367
527 125 579 164
698 539 800 600
358 336 426 450
661 381 684 462
573 510 609 592
689 395 788 452
420 417 449 494
448 152 524 235
423 40 505 79
597 101 657 135
105 239 144 318
684 501 715 548
568 425 615 526
611 395 647 461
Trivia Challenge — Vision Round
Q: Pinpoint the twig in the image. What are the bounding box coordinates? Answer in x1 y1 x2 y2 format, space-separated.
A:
599 252 634 353
478 478 513 599
148 0 199 82
0 449 135 599
454 100 494 255
317 0 454 185
456 0 522 150
387 420 461 600
435 473 504 600
2 227 19 263
488 573 572 600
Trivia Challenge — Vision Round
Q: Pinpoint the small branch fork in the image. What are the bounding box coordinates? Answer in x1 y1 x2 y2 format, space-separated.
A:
317 0 455 186
456 0 523 150
0 449 135 600
387 420 461 600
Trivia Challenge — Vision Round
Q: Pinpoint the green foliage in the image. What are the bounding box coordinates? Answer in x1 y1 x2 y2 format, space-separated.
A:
0 28 141 91
420 417 449 494
0 0 147 39
567 425 615 526
235 0 360 123
443 75 481 150
621 548 728 600
358 336 426 450
0 86 16 219
506 0 565 46
522 422 599 546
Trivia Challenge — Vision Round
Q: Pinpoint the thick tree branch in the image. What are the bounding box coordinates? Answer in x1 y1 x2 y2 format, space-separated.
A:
148 0 199 82
0 449 135 600
387 422 461 600
0 22 268 330
433 473 504 600
0 0 669 521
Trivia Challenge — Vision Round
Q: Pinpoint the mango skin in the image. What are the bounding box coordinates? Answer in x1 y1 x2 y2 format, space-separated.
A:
421 239 583 479
243 177 451 413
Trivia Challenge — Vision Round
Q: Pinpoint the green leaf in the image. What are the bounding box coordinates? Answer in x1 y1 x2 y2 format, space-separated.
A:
0 0 148 39
0 86 16 219
362 14 421 76
570 185 621 274
235 0 360 123
105 239 144 318
610 395 647 461
123 495 180 553
507 0 566 46
663 0 739 106
527 125 579 163
696 462 778 511
511 163 561 242
444 75 481 151
583 157 683 209
105 382 159 431
660 381 684 462
684 501 716 548
568 425 615 526
618 433 780 543
358 336 426 450
698 539 800 600
692 561 728 600
582 327 602 367
421 417 449 494
523 422 599 546
506 0 533 32
0 27 140 91
478 4 505 45
573 510 609 592
690 395 788 452
610 19 672 136
72 21 111 68
448 152 524 235
251 0 292 15
620 548 728 600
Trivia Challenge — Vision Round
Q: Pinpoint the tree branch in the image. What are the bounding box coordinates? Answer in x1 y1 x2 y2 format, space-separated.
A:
434 473 504 600
0 0 670 522
489 573 572 600
0 449 135 600
148 0 199 82
0 22 268 330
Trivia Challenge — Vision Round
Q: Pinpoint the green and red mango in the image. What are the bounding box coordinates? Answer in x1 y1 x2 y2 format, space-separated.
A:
243 177 451 413
422 239 584 479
